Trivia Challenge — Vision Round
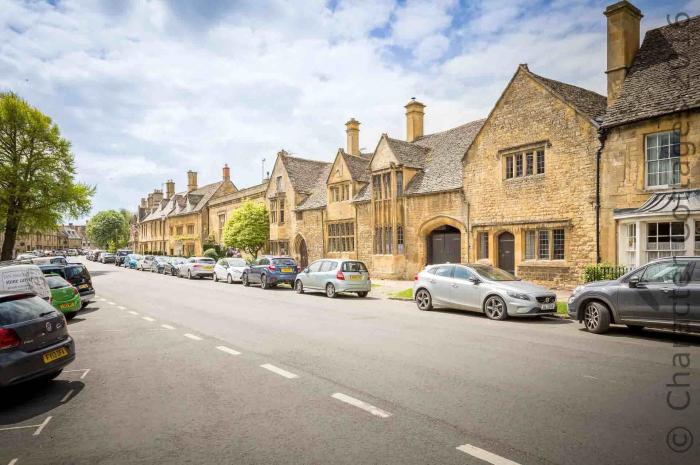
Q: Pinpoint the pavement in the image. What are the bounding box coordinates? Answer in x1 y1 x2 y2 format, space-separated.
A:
1 258 698 465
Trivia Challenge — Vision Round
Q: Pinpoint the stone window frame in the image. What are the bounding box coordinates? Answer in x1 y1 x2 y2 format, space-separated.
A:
477 232 489 259
327 221 355 253
521 228 566 262
329 182 351 203
269 199 277 223
500 141 549 182
644 130 681 190
186 223 195 235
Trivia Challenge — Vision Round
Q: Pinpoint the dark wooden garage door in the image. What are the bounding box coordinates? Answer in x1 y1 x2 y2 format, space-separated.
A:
428 225 461 264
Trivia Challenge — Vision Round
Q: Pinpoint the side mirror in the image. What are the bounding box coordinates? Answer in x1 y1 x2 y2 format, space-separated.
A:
469 277 481 285
628 276 640 288
304 268 310 273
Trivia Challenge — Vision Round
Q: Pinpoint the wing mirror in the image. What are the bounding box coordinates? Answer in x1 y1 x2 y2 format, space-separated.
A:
469 277 481 285
628 276 641 288
304 268 310 273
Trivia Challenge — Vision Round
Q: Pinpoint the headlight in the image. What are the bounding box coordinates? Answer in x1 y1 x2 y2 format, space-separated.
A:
507 291 530 301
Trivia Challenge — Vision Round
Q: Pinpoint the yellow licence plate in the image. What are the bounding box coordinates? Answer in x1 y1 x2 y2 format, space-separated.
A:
281 267 293 273
203 266 213 270
78 284 89 289
43 347 69 364
349 275 363 281
59 303 74 309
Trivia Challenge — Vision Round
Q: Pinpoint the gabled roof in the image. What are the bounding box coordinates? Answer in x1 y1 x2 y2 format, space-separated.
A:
296 164 333 211
602 15 700 128
341 150 371 183
281 154 332 194
384 137 430 169
528 70 607 122
141 181 224 221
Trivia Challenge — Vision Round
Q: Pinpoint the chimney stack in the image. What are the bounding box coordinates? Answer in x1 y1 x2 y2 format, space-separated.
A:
222 164 230 181
405 98 425 142
605 1 642 106
187 170 198 192
140 197 147 208
165 180 175 199
147 193 154 208
152 189 163 204
345 118 361 156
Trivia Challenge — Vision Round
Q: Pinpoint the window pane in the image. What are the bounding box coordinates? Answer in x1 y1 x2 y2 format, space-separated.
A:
505 156 513 179
536 150 545 174
515 153 523 177
525 231 536 260
538 230 550 259
553 229 565 259
526 152 533 175
453 266 474 281
435 266 453 277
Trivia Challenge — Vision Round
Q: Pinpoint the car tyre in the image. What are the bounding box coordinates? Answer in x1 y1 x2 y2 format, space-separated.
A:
326 283 336 298
213 273 218 282
357 291 368 298
295 280 304 294
187 270 193 280
227 274 233 284
583 301 611 334
484 295 508 320
415 288 432 311
260 274 269 290
242 273 249 287
65 311 78 321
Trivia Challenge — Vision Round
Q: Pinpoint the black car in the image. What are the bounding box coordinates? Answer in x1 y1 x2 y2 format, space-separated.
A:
568 256 700 334
163 257 186 276
38 263 95 308
115 249 133 266
0 291 76 387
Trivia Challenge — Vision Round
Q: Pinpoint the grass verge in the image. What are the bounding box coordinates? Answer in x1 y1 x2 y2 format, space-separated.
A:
388 288 413 300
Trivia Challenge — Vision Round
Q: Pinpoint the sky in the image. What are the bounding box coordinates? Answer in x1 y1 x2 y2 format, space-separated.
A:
1 0 697 220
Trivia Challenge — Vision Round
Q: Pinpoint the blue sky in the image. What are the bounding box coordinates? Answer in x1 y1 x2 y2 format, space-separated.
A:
0 0 697 220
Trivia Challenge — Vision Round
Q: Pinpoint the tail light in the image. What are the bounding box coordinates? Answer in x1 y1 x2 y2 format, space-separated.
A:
0 328 21 350
193 265 201 269
414 274 419 280
336 270 345 280
268 265 276 271
72 287 79 296
296 266 301 273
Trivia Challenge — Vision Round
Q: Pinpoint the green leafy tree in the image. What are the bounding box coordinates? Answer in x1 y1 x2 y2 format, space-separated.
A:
203 248 219 260
87 210 129 250
222 201 269 258
0 92 94 259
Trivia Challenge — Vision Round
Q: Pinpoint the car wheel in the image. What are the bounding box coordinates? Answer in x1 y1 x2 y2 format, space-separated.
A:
227 274 233 284
242 273 249 287
484 295 508 320
326 283 336 298
213 273 218 282
357 291 368 298
65 311 78 320
415 289 432 311
187 270 193 280
583 301 611 334
295 280 304 294
260 274 269 290
626 324 644 331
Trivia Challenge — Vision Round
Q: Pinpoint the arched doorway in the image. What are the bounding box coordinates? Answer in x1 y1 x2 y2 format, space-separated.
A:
497 231 515 274
427 225 461 264
295 236 308 268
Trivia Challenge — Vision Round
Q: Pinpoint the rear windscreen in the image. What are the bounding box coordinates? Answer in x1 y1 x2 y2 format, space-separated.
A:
0 296 55 325
196 258 216 264
66 265 90 281
46 275 70 289
273 259 296 267
342 261 368 272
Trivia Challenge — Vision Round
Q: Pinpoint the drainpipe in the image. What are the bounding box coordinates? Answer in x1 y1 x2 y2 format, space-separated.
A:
595 126 608 264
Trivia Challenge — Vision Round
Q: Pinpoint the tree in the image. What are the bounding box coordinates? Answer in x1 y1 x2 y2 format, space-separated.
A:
0 93 94 260
87 210 129 250
222 201 269 259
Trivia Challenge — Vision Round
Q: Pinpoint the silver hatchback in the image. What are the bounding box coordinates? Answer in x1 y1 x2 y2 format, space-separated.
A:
295 259 371 298
413 263 557 320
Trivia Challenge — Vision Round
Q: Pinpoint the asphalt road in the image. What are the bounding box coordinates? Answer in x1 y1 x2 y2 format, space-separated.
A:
1 258 698 465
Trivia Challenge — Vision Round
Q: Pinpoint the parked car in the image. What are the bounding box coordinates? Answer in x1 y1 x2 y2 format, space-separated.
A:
126 254 142 269
66 249 78 256
38 264 95 309
242 256 298 289
100 253 116 264
568 256 700 334
16 253 37 261
138 255 155 271
295 259 370 298
413 263 557 320
213 258 247 283
115 249 133 266
150 257 169 274
0 291 76 387
45 275 81 320
30 256 68 267
178 257 216 279
0 264 51 301
163 257 187 276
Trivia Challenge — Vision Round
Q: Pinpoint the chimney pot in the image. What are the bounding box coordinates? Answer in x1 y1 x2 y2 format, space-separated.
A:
345 118 361 156
405 99 426 142
604 1 643 106
223 164 230 181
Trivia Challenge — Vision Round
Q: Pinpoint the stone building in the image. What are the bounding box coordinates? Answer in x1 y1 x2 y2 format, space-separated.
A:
599 2 700 268
207 180 269 248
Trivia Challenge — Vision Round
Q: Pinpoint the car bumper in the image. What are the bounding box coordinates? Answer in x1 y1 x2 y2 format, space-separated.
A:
79 288 95 303
0 337 76 387
506 298 557 316
268 274 298 284
192 270 213 277
55 295 82 314
335 280 372 292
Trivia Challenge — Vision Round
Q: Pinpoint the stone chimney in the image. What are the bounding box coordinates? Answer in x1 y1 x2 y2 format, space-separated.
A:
405 98 425 142
187 170 198 192
165 180 175 199
152 189 163 204
140 197 147 208
345 118 361 156
222 164 230 181
147 193 154 208
605 1 642 106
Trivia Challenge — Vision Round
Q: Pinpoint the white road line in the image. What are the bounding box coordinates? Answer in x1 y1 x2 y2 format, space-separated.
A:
142 316 155 322
8 458 18 465
260 363 298 379
128 311 139 316
60 389 74 403
117 305 126 310
456 444 521 465
161 324 175 330
184 333 202 341
107 301 115 305
0 424 41 432
64 368 90 379
103 329 123 332
98 298 106 302
583 375 599 380
331 393 391 418
216 346 241 356
33 416 52 436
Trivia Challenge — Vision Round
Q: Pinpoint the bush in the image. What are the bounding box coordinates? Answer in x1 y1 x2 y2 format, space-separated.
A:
203 248 218 260
582 264 629 283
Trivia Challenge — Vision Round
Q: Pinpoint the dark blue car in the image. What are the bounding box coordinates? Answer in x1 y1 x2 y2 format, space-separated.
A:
242 256 299 289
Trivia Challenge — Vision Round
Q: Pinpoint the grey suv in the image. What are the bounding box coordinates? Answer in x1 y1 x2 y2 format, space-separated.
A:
568 257 700 334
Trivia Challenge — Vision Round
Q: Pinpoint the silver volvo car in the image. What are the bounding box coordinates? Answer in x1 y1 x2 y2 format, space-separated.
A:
413 263 557 319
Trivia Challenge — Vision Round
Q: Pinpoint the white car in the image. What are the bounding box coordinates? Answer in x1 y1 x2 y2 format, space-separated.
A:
178 257 216 279
0 263 51 301
213 258 247 284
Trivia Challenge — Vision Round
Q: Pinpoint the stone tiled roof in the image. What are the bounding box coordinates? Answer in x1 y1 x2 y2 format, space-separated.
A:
527 68 607 122
384 137 430 169
296 164 333 211
353 183 370 203
142 181 223 221
405 119 485 195
602 16 700 128
208 181 269 206
281 154 332 194
342 150 371 182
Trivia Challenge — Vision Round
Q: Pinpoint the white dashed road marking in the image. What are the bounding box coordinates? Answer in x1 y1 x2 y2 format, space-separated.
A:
98 298 106 302
33 416 52 436
184 333 202 341
216 346 241 356
161 324 175 330
8 458 18 465
64 368 90 379
142 316 155 322
128 311 139 316
331 393 391 418
260 364 298 379
107 301 115 305
456 444 520 465
60 389 74 403
117 306 126 310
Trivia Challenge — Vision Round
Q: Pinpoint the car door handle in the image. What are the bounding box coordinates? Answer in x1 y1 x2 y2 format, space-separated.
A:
661 288 672 294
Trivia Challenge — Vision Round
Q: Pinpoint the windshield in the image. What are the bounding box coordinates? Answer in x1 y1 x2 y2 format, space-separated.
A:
196 258 216 264
470 264 519 281
46 275 71 289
